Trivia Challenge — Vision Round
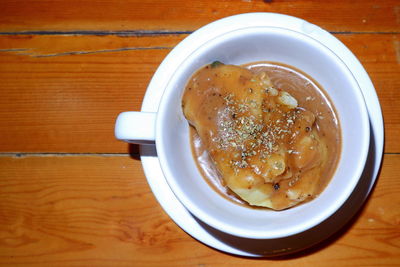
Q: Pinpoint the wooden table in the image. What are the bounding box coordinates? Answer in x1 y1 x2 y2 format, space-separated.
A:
0 1 399 266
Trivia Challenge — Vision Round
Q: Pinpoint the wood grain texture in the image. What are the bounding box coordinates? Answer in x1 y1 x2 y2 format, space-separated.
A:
0 154 398 266
0 35 175 153
0 0 399 33
0 33 398 153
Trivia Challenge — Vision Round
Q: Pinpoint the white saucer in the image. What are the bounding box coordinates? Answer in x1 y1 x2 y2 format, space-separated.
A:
139 13 384 257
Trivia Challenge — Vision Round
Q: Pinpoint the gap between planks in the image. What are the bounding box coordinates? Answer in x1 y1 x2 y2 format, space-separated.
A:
0 30 399 36
0 153 132 158
0 30 193 36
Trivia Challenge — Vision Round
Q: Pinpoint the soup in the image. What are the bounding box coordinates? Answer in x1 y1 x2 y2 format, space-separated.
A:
182 61 341 210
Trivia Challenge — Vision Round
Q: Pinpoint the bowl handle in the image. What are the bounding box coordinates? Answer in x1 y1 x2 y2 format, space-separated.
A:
115 112 156 144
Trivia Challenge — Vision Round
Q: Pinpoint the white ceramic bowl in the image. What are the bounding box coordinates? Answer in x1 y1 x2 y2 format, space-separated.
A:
157 28 370 239
116 14 370 240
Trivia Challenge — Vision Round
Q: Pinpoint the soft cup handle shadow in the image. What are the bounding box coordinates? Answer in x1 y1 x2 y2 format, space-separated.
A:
115 112 156 144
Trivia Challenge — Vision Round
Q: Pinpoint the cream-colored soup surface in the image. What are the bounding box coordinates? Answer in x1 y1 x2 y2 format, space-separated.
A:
182 62 341 210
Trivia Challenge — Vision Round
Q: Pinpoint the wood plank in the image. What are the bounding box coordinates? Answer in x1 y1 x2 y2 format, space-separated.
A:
0 0 399 33
0 33 398 153
0 154 399 266
0 35 179 153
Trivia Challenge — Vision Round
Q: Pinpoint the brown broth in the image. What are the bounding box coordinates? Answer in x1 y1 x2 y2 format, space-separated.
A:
189 61 341 208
